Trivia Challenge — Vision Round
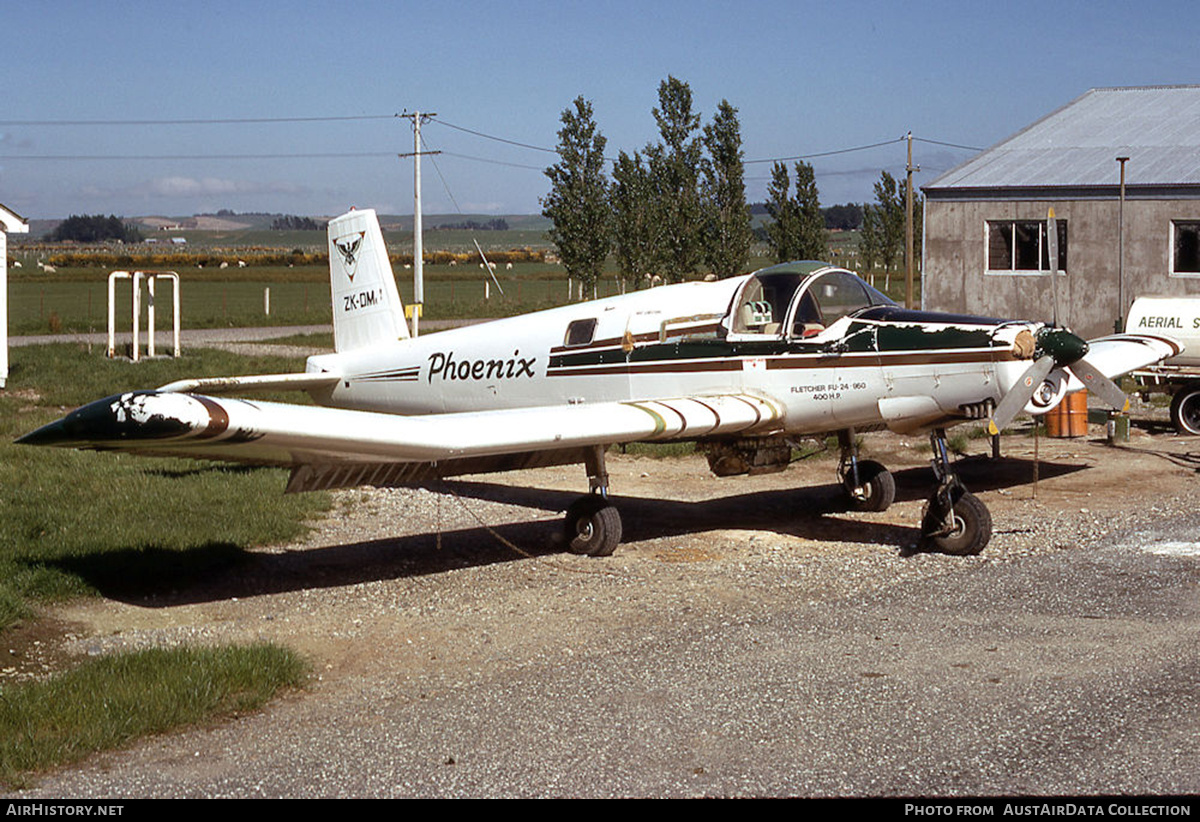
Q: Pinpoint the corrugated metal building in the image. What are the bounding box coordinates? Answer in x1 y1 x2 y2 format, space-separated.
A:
921 86 1200 338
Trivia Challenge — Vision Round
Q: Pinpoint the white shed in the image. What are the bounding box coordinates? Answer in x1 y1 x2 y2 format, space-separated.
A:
1 202 31 389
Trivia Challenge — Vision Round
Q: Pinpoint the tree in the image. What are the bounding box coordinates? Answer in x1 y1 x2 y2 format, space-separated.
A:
271 215 324 231
645 76 705 282
764 162 800 262
792 160 827 261
859 203 882 275
700 100 753 278
872 171 905 274
48 214 143 243
542 97 612 298
763 160 826 262
611 149 658 290
824 204 863 231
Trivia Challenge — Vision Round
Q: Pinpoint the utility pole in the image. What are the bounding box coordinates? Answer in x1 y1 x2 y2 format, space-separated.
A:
905 132 919 310
398 111 440 337
1116 156 1130 333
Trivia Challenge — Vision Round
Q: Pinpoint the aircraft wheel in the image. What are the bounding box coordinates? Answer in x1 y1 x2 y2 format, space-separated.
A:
564 496 622 557
843 460 896 512
1169 383 1200 436
922 489 991 556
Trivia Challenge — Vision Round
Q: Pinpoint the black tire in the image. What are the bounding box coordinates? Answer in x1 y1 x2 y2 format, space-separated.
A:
1170 384 1200 436
564 497 622 557
923 489 991 556
843 459 896 513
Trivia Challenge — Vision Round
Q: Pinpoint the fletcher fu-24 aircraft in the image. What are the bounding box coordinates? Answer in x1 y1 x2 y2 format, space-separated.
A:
19 208 1182 556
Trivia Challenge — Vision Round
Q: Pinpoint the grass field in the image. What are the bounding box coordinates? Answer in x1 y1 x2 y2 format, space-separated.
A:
0 344 331 631
0 644 308 788
0 343 335 785
7 249 920 337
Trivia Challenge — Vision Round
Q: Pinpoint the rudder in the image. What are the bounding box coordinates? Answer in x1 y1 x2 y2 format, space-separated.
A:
328 208 409 352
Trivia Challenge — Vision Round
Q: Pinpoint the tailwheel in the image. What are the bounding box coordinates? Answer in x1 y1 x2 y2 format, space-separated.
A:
842 459 896 513
564 495 622 557
920 483 991 556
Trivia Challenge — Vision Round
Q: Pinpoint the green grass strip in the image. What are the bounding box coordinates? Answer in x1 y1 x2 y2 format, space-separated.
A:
0 643 308 787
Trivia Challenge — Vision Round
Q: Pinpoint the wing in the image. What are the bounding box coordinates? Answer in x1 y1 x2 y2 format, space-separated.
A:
17 391 784 491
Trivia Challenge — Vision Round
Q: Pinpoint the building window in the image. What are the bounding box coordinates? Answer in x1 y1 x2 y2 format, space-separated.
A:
1171 221 1200 276
987 220 1067 274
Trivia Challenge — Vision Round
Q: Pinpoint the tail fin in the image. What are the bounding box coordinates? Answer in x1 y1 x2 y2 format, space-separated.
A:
327 208 409 352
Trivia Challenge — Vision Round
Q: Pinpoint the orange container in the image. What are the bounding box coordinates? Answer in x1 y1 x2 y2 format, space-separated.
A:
1044 390 1088 438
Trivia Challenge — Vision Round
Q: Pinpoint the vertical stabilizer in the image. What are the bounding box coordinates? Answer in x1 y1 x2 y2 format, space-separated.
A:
327 208 409 352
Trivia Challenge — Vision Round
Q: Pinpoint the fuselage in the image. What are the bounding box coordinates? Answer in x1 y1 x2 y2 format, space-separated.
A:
307 263 1038 438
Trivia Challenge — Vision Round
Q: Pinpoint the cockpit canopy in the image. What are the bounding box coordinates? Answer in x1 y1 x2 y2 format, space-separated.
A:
729 262 895 340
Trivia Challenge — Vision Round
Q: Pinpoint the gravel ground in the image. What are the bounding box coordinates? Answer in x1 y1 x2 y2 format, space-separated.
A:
6 407 1200 797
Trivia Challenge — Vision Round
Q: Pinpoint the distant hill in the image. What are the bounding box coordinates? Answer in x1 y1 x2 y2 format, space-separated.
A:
22 212 553 248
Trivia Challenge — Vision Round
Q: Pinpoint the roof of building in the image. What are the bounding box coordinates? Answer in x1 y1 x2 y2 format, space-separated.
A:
924 86 1200 197
0 201 29 233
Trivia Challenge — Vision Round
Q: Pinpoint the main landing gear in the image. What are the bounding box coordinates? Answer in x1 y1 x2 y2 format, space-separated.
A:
837 426 991 556
838 428 896 513
563 445 622 557
919 428 991 556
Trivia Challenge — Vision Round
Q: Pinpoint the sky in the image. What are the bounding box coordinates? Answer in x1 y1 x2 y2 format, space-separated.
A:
2 0 1198 220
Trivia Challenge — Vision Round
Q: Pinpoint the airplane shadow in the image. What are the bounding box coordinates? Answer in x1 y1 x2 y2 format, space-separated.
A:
51 455 1088 608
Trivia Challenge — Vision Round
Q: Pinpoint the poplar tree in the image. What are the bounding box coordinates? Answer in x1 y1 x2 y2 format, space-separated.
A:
793 160 827 261
873 171 904 275
542 96 612 298
611 149 658 289
700 100 753 278
646 76 704 282
764 162 799 262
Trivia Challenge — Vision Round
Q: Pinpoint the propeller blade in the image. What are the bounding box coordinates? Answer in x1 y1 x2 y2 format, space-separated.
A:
1069 357 1130 412
988 355 1055 435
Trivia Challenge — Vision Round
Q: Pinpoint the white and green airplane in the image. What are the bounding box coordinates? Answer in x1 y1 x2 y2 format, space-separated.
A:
19 208 1181 557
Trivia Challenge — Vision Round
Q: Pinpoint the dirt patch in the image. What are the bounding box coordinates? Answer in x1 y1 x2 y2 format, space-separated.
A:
1 616 90 681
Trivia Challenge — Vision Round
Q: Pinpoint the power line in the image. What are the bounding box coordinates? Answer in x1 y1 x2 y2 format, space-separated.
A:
744 137 905 165
437 151 546 171
0 152 398 161
432 118 558 154
913 136 983 152
0 114 396 126
0 109 983 172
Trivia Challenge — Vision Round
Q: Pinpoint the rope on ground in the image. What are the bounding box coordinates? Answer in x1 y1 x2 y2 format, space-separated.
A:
436 478 621 576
